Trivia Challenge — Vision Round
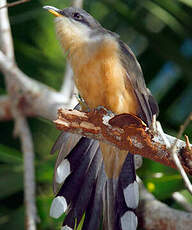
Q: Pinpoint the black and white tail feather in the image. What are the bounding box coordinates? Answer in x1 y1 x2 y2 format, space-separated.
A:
50 134 138 230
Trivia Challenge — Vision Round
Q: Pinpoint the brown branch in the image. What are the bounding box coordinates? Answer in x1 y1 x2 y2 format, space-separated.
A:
138 180 192 230
53 107 192 228
54 108 192 175
0 0 30 9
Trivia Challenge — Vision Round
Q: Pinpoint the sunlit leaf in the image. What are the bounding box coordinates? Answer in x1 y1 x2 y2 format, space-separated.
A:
179 0 192 8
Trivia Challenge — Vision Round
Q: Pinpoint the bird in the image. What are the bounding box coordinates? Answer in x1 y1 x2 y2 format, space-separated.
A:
43 5 159 230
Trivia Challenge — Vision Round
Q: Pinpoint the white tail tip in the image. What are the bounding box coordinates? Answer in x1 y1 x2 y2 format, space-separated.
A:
50 196 67 219
61 225 73 230
121 211 138 230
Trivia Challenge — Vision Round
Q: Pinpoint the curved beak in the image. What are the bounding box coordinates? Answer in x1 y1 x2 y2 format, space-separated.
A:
43 5 62 17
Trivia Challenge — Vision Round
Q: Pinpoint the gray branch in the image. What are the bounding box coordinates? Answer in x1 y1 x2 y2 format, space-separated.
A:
0 1 37 229
138 180 192 230
0 51 74 120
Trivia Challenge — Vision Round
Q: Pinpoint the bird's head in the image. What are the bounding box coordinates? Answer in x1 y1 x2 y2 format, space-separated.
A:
43 6 105 53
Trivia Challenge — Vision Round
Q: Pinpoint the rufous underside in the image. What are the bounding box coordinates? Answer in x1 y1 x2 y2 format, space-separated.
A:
56 19 139 177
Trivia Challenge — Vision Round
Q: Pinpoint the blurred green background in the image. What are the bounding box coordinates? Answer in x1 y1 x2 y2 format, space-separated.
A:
0 0 192 229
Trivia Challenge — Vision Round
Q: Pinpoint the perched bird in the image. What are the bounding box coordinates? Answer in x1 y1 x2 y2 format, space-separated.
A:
43 5 159 230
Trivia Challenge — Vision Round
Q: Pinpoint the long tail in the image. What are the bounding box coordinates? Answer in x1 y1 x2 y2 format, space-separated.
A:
115 152 139 230
101 143 138 230
50 135 139 230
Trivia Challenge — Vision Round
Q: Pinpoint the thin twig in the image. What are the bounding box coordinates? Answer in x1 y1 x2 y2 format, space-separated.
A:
0 0 30 10
15 111 37 229
171 112 192 194
0 1 14 60
72 0 84 8
185 135 191 151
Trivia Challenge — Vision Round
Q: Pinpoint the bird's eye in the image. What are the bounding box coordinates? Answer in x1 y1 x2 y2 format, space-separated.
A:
72 12 83 20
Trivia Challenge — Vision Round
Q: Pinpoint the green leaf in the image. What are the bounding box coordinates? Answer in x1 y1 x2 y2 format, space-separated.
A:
0 168 23 199
0 144 22 164
0 206 24 230
179 0 192 8
36 161 54 183
145 174 183 200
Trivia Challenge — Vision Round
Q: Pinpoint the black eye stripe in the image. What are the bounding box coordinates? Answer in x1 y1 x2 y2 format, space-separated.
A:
71 12 91 27
72 12 83 20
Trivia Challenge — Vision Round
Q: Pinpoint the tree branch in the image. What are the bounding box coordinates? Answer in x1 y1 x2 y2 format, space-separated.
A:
53 108 192 175
0 1 14 60
0 1 191 229
0 0 30 9
72 0 84 8
0 50 73 120
0 1 83 228
14 110 37 229
171 112 192 194
0 1 36 229
0 95 13 120
138 180 192 230
0 95 37 121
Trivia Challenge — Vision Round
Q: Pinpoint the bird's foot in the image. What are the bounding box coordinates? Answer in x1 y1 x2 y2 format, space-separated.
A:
95 106 114 117
76 95 90 112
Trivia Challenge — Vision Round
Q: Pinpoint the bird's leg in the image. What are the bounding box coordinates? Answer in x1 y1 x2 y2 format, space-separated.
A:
95 106 114 117
76 94 90 112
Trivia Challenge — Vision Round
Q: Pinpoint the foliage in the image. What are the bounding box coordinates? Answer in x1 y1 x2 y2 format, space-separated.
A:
0 0 192 229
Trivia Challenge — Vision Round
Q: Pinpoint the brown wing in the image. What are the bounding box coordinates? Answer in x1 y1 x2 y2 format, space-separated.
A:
118 40 159 125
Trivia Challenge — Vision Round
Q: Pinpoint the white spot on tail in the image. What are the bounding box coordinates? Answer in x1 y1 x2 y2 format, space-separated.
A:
56 159 71 184
123 181 139 209
121 211 138 230
50 196 67 219
61 225 73 230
